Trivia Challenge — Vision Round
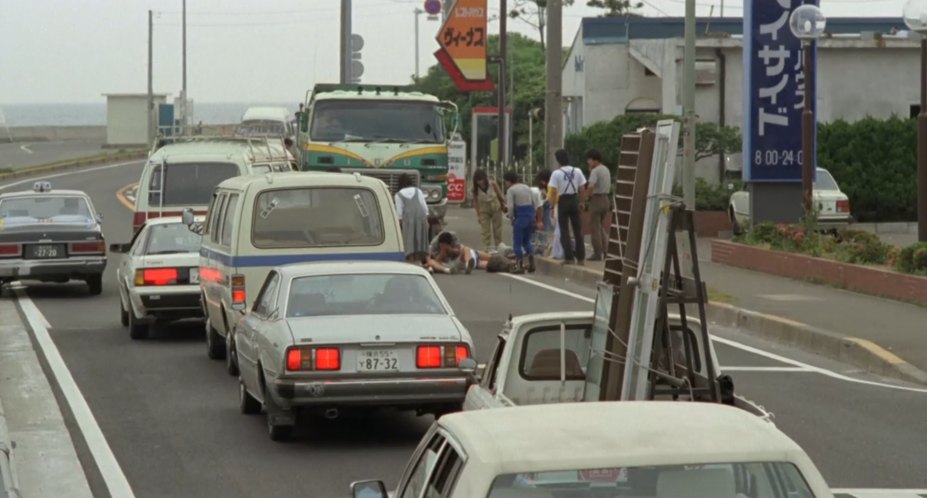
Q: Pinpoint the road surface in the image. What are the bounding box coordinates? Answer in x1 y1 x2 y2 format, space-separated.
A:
0 140 105 170
3 162 926 498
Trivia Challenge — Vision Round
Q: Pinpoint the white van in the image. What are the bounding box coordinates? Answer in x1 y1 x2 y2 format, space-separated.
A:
190 171 403 371
236 107 294 141
134 137 293 233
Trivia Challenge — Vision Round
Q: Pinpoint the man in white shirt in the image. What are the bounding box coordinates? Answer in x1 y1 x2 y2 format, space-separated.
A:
548 149 587 265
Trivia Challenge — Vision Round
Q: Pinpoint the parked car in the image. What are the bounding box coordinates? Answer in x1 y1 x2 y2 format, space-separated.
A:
235 261 475 441
111 216 204 340
350 401 833 498
0 182 106 294
728 168 852 234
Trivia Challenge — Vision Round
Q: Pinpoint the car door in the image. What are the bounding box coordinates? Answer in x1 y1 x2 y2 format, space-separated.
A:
394 428 447 498
202 192 227 325
239 271 281 388
121 226 149 305
463 334 507 410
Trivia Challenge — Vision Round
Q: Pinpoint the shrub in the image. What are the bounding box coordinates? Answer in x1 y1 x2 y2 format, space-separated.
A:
895 242 927 275
832 229 892 265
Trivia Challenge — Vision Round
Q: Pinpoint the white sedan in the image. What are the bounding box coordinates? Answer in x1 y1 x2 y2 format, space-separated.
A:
111 216 204 340
729 168 852 234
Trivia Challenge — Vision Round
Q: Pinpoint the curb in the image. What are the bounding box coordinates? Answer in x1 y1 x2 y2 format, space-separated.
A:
0 151 146 183
0 396 21 498
532 255 927 386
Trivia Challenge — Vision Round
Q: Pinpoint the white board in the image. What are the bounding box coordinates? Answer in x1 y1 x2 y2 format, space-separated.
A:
447 139 467 203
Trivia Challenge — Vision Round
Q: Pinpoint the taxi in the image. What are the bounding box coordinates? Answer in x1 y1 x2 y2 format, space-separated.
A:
0 182 106 294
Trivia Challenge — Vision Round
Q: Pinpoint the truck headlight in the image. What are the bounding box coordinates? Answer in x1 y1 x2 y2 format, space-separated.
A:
425 187 443 201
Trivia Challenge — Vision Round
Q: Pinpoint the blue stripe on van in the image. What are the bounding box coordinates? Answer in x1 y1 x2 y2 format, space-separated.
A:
200 247 405 267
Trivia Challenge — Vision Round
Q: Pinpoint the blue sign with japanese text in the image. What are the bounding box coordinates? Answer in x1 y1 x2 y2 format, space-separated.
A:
743 0 817 182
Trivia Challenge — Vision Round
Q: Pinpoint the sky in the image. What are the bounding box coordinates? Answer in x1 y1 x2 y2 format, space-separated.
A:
0 0 909 105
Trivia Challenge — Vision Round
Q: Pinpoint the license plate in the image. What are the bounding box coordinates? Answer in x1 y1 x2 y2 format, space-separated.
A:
27 244 64 259
189 268 200 284
357 350 399 371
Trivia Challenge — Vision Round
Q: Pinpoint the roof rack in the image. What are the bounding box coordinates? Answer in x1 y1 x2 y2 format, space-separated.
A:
150 134 291 162
310 83 416 100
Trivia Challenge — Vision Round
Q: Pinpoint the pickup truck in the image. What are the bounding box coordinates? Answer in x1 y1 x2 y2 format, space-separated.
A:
729 167 852 235
463 311 764 415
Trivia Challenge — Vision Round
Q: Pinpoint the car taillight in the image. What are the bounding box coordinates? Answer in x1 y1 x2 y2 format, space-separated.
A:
285 346 341 371
315 348 340 371
418 344 471 368
69 241 105 254
0 244 20 257
836 199 850 213
455 345 470 366
417 345 443 369
132 211 147 232
135 268 179 286
231 274 246 309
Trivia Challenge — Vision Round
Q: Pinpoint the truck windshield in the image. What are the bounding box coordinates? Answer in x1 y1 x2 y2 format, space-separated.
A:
309 100 444 144
488 462 814 498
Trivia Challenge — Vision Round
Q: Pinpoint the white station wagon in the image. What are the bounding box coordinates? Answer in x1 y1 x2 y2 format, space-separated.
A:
352 401 833 498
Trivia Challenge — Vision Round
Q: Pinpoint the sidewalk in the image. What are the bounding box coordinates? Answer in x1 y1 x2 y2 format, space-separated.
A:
442 205 927 383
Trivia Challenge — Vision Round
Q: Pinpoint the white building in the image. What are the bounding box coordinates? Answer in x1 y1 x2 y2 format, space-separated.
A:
561 17 916 180
103 93 169 147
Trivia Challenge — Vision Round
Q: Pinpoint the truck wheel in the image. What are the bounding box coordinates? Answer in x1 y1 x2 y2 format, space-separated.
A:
206 320 226 360
239 380 261 415
128 310 149 340
86 275 103 296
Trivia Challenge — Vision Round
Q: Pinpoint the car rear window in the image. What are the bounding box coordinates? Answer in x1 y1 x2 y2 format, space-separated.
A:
518 325 592 381
144 223 202 255
488 462 815 498
148 162 238 207
814 170 839 191
0 195 92 224
251 187 384 248
286 274 445 317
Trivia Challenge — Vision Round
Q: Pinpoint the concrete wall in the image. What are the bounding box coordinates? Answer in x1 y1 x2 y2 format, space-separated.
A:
2 124 239 144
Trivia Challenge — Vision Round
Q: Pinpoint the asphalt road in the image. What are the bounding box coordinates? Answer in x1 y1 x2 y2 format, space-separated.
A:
4 163 927 497
0 140 105 170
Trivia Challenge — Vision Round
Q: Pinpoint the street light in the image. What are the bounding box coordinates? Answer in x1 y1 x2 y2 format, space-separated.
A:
789 4 826 216
904 0 927 241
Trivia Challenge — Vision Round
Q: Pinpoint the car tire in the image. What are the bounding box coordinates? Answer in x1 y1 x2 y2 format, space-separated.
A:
119 299 129 327
239 380 261 415
206 320 226 360
86 274 103 296
729 209 743 236
128 309 149 340
262 374 294 442
226 331 240 376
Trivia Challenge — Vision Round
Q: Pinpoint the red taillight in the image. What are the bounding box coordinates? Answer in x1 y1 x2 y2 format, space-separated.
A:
836 199 850 213
417 346 443 369
0 244 20 257
455 345 470 365
232 289 246 303
69 241 105 254
286 348 302 371
136 268 179 286
315 348 340 371
231 274 246 308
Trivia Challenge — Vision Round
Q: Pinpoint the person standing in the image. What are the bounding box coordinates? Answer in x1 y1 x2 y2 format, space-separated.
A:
395 173 429 265
548 149 587 265
584 149 612 261
472 169 507 251
503 172 540 274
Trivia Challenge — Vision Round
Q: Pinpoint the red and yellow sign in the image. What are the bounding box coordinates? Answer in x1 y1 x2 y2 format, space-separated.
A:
434 0 493 92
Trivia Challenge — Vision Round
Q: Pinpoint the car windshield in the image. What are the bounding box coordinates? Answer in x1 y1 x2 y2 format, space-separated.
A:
148 162 239 207
251 187 384 248
488 462 814 498
286 274 446 317
145 222 202 255
237 120 286 136
814 170 839 191
0 195 92 223
309 100 445 143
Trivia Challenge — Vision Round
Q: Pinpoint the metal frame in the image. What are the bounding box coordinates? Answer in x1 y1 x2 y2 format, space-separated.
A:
149 135 290 163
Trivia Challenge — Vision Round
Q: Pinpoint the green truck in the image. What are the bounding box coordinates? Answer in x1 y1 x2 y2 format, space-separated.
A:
295 84 458 235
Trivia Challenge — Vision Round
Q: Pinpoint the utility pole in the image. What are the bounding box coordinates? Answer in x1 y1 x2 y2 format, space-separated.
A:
147 10 154 149
544 0 563 169
182 0 187 135
682 0 696 210
414 8 423 80
498 0 508 167
340 0 352 83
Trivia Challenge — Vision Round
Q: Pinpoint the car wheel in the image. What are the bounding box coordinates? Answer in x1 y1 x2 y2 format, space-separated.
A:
226 331 240 376
128 309 149 340
729 209 743 236
262 374 294 442
119 299 129 327
86 274 103 296
239 379 261 415
206 320 226 360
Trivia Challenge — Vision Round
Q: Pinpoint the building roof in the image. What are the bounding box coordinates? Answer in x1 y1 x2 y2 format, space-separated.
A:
439 401 806 473
581 16 907 45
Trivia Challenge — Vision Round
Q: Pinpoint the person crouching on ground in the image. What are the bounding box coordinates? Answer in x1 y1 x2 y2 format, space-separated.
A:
395 173 429 265
503 172 540 274
426 231 494 274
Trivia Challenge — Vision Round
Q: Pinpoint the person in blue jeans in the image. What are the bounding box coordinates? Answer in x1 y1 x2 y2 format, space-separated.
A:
503 172 541 274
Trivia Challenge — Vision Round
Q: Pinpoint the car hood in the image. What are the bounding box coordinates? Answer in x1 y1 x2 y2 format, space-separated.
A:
284 314 465 345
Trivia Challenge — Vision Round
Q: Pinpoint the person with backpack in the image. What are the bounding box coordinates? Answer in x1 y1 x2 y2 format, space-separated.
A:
548 149 588 265
503 172 541 274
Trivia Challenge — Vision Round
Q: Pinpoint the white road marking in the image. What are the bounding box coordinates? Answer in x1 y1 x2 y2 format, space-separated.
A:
502 274 927 395
721 366 811 373
0 159 143 191
833 490 927 497
19 144 32 154
15 290 136 498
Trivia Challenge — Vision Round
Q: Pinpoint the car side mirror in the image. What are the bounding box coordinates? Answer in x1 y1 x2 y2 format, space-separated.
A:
181 208 195 227
350 480 388 498
459 357 481 383
109 243 129 253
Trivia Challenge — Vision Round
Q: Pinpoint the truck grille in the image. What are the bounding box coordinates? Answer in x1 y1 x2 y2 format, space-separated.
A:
342 169 421 195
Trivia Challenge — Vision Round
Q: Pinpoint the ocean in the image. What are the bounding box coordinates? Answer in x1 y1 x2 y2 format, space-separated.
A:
0 102 295 127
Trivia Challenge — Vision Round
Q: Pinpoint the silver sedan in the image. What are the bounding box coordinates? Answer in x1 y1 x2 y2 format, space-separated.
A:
235 261 476 441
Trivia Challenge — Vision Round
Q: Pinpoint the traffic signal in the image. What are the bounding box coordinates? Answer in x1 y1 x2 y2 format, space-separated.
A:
350 34 364 84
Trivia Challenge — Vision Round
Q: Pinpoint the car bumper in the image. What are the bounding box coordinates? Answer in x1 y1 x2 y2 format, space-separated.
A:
817 216 852 230
129 285 202 322
0 257 106 279
270 374 469 409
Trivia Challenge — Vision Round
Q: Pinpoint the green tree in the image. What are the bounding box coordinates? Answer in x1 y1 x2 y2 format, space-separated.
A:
586 0 643 16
